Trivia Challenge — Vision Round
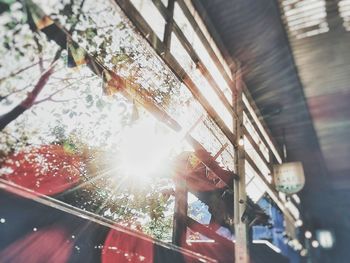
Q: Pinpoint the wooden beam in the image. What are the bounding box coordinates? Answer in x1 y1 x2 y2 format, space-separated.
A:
151 0 170 19
157 0 174 51
114 0 165 53
172 177 188 246
213 142 228 160
186 134 238 187
234 84 249 263
186 216 234 250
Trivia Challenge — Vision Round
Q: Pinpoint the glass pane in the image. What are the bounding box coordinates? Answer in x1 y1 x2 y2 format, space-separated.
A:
173 2 233 105
161 0 168 7
243 112 269 162
170 33 234 132
243 93 282 164
244 135 271 183
170 32 195 73
180 0 233 80
130 0 166 40
191 69 233 132
246 161 268 203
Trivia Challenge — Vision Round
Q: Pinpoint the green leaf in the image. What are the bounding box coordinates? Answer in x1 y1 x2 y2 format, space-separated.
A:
69 111 77 118
85 94 93 102
96 99 105 110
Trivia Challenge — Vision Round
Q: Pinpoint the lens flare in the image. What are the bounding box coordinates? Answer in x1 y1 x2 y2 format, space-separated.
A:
118 115 182 183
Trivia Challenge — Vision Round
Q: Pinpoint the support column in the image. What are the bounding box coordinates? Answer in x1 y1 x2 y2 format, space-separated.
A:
172 177 188 247
163 0 175 54
234 68 249 263
305 238 313 263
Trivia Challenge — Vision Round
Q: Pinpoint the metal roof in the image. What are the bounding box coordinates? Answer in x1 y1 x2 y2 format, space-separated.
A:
194 0 350 261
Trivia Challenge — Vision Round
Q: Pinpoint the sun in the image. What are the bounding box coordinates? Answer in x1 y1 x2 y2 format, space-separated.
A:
117 114 181 184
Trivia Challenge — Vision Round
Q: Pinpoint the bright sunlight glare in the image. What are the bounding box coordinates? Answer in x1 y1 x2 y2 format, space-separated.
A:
118 113 182 183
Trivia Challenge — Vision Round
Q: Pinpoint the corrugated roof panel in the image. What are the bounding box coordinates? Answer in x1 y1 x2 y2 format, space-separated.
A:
339 0 350 31
281 0 329 39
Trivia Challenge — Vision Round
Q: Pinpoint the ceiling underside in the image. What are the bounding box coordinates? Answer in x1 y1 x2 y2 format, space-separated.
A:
194 0 350 261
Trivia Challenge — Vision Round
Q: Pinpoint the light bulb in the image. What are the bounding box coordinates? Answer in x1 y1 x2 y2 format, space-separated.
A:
295 219 303 227
305 231 312 239
311 240 319 248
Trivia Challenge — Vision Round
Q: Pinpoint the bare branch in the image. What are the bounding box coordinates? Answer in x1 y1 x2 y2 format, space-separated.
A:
33 34 44 73
33 82 77 105
20 63 56 108
50 97 81 103
0 60 48 84
0 48 62 131
0 84 32 102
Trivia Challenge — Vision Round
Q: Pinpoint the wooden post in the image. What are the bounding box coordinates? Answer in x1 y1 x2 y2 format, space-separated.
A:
163 0 175 54
234 68 249 263
172 176 188 247
305 238 313 263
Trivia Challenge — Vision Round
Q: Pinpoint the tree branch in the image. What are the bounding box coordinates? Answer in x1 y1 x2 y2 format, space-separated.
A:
0 0 86 132
33 33 44 73
0 60 48 84
0 49 61 131
33 81 77 105
20 63 56 109
0 84 32 102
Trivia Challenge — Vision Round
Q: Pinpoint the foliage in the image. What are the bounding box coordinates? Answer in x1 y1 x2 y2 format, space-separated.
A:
0 0 177 240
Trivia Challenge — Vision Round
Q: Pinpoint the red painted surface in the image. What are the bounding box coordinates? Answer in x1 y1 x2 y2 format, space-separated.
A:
2 145 82 195
0 225 74 263
102 229 154 263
